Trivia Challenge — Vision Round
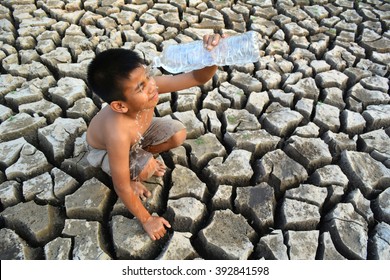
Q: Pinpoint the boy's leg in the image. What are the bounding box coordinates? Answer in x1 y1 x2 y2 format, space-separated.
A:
137 157 166 181
136 128 185 180
141 118 187 154
145 128 186 154
86 144 154 197
131 118 186 182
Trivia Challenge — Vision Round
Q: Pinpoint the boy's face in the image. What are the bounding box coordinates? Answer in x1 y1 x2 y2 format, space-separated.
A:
120 65 159 112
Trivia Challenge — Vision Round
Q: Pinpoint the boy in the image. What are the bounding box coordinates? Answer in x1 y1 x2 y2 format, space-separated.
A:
86 34 224 241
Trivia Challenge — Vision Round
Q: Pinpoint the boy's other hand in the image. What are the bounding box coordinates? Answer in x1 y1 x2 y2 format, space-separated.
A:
142 216 171 240
131 181 152 201
203 33 227 51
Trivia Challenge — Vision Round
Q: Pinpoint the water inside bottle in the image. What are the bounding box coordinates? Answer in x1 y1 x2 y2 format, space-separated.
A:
152 31 260 73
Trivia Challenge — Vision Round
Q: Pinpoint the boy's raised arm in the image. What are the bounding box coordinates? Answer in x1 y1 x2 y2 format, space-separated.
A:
154 65 217 93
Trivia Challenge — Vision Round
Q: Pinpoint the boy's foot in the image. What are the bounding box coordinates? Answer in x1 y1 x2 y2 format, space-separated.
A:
138 157 166 181
153 159 166 177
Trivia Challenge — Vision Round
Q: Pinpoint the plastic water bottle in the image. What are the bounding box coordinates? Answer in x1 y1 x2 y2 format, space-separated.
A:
152 31 260 73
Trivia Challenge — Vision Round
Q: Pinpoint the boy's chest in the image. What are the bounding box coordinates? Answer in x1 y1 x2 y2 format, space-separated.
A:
129 110 154 145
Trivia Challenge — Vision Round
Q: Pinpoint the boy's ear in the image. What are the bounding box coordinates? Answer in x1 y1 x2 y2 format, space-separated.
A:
110 101 128 113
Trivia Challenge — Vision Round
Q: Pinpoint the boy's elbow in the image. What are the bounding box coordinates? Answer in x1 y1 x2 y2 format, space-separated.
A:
192 66 217 84
196 77 211 85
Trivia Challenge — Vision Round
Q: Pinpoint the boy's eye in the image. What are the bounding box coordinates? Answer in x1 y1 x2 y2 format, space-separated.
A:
136 84 145 93
135 66 152 93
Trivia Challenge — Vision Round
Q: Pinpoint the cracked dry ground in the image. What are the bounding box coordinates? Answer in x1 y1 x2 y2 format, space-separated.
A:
0 0 390 260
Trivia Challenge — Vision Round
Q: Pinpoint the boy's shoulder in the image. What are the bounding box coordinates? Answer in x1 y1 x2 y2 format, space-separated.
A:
91 106 138 131
89 106 114 128
88 106 139 148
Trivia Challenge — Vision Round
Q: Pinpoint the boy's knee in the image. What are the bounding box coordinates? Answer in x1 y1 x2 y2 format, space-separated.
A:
171 128 186 147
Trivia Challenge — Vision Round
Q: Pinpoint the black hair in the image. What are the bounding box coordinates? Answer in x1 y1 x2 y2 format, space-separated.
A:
87 48 144 103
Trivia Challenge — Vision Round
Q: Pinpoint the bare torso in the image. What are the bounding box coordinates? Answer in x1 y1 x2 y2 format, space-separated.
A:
86 105 154 150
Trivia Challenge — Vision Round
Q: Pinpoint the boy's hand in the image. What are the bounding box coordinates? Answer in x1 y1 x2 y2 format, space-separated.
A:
203 33 227 51
130 181 152 201
142 216 171 241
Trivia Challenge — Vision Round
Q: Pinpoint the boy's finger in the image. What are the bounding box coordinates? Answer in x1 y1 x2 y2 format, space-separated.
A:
146 190 152 198
203 35 210 47
155 228 165 239
207 37 215 49
212 34 221 45
209 34 220 45
204 34 218 49
162 218 171 228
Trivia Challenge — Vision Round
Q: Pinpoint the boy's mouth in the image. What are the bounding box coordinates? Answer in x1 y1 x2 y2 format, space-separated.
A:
149 91 158 101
